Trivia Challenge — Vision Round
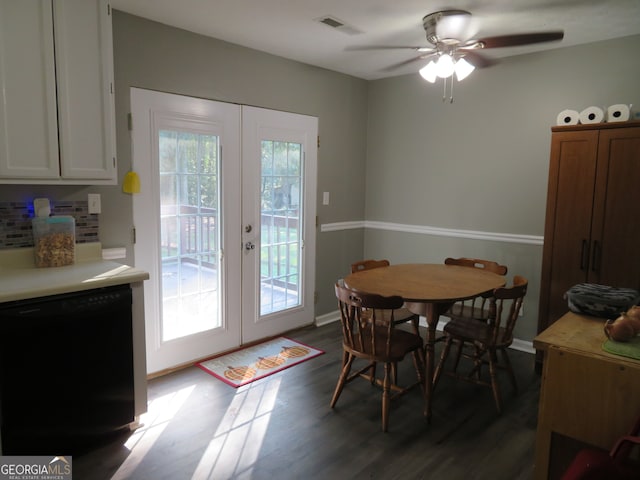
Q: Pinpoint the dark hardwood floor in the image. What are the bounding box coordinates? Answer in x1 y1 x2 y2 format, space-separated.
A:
74 323 541 479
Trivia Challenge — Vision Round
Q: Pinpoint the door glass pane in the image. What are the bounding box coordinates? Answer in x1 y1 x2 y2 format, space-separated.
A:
159 130 221 341
260 140 302 315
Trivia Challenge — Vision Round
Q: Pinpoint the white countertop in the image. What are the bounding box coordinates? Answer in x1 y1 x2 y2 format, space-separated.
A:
0 243 149 303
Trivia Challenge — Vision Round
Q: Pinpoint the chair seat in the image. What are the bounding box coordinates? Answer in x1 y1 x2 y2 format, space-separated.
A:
443 318 512 348
345 327 423 362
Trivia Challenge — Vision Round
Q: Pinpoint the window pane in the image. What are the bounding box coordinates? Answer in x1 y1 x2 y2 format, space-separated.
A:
159 129 222 341
260 140 303 316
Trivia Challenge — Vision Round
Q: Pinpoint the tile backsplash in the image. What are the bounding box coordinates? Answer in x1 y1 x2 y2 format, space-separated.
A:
0 201 99 249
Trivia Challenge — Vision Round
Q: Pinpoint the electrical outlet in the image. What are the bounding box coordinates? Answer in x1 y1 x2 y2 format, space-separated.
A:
88 193 101 214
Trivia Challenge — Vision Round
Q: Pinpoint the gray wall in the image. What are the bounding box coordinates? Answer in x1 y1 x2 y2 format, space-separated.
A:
360 34 640 340
111 11 369 316
2 10 639 341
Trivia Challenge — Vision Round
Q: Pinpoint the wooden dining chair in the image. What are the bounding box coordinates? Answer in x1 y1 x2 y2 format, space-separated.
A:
433 275 528 413
350 259 420 335
443 257 508 323
331 282 425 432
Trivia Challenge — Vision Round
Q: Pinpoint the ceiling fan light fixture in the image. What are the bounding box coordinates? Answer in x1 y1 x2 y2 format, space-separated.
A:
454 57 475 81
419 60 437 83
364 9 564 98
435 54 454 78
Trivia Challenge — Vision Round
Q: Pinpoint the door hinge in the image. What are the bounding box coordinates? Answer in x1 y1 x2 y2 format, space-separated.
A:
113 157 116 168
315 215 318 227
110 82 113 95
132 227 136 244
107 3 111 16
317 135 320 148
314 291 318 304
127 113 132 131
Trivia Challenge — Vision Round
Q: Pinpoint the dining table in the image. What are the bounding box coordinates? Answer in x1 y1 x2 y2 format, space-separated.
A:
343 263 506 421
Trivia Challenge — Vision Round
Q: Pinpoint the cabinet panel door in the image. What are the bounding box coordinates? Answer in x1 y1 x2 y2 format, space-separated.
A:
591 127 640 290
54 0 116 181
540 130 599 327
0 0 60 178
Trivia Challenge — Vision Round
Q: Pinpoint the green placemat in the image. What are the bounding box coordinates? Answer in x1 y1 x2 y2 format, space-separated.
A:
602 336 640 360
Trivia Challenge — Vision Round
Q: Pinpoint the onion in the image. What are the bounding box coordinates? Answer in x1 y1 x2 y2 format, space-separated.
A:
604 309 640 342
626 305 640 324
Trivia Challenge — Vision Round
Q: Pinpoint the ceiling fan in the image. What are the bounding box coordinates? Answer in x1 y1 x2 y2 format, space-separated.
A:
349 10 564 100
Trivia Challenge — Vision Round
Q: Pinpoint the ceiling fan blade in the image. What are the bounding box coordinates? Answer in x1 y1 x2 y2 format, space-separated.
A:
475 31 564 49
344 45 433 52
382 53 437 72
458 50 496 69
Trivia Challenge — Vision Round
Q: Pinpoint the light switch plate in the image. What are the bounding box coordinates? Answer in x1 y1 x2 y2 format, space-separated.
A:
88 193 101 214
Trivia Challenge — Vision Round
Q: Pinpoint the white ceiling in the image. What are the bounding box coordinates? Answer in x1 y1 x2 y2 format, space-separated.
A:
110 0 640 80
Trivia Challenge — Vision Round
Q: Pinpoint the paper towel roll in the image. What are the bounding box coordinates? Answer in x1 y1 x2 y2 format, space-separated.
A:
579 106 604 124
606 104 630 122
556 109 579 126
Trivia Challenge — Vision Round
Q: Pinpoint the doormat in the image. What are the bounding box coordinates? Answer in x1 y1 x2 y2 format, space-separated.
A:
196 337 324 387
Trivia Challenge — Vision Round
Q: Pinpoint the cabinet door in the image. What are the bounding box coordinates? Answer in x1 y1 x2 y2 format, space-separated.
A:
539 130 599 329
0 0 60 178
54 0 116 181
591 127 640 290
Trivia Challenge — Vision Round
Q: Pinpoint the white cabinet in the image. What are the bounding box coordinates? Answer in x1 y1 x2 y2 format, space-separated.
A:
0 1 60 178
0 0 116 184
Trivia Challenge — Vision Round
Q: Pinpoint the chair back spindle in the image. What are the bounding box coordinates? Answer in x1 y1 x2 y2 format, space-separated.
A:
335 283 403 359
489 275 527 344
348 259 420 334
444 257 508 322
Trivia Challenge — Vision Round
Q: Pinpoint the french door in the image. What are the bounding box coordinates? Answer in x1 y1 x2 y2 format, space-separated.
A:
241 106 318 343
131 89 317 374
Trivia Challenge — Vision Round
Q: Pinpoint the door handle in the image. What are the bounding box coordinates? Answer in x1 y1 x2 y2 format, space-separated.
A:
245 241 256 250
580 239 589 270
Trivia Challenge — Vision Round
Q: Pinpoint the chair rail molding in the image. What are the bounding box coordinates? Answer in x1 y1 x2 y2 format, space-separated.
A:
320 220 543 246
319 220 365 232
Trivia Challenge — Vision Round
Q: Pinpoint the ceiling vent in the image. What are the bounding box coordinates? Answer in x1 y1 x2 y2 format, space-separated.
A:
316 16 362 35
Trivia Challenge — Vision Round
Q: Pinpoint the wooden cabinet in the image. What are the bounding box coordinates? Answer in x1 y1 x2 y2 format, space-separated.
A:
538 123 640 333
534 312 640 479
0 0 116 184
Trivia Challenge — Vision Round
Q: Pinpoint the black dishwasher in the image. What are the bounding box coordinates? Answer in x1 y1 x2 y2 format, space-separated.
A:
0 284 135 455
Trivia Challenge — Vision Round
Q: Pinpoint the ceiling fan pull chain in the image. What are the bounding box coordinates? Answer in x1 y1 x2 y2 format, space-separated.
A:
450 75 455 103
442 76 447 102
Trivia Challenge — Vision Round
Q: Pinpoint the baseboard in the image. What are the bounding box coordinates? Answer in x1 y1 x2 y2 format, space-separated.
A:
315 310 340 327
315 310 535 354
